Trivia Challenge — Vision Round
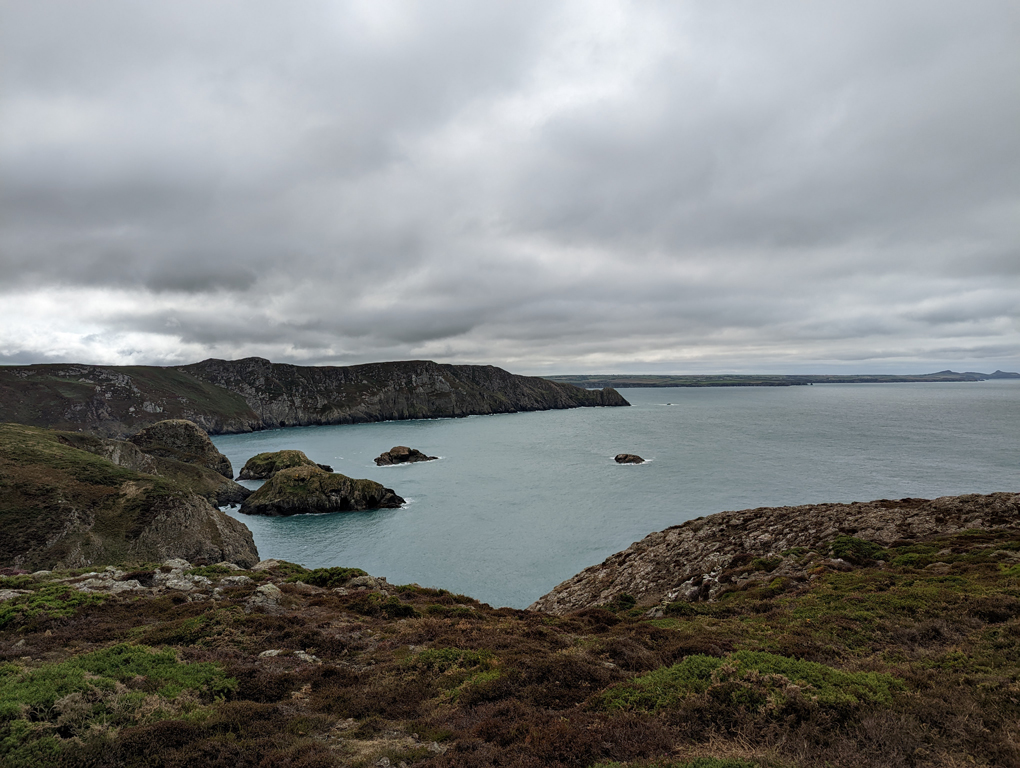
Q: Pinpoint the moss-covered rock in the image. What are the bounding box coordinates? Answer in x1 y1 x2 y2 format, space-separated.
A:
129 419 234 478
237 449 320 480
238 466 404 516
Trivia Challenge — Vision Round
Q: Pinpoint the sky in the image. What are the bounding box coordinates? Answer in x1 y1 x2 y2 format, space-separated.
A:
1 1 1018 375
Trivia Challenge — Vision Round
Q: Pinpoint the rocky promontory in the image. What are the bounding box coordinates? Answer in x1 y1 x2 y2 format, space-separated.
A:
0 422 259 571
238 465 404 516
530 492 1020 614
0 358 629 437
128 419 234 478
237 449 325 480
374 445 438 465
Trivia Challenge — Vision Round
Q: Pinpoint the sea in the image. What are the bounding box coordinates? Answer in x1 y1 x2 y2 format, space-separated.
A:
214 381 1020 609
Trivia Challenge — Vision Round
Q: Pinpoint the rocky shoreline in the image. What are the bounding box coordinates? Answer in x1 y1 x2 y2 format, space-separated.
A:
531 491 1020 614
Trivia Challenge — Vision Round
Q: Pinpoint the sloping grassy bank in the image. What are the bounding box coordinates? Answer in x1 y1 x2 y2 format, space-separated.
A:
3 521 1020 767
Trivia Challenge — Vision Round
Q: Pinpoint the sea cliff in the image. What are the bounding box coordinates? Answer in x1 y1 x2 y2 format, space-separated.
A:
0 358 628 437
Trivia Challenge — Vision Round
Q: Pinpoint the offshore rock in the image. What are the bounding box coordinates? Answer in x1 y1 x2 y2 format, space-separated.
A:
374 446 438 466
238 465 404 516
238 449 322 480
529 492 1020 614
129 419 234 478
615 453 645 464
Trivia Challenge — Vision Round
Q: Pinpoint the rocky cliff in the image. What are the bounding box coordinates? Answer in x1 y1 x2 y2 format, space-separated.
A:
0 423 258 570
530 492 1020 614
181 357 628 430
0 358 628 437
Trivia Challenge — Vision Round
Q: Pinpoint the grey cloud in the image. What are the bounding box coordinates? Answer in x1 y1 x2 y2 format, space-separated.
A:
0 1 1017 372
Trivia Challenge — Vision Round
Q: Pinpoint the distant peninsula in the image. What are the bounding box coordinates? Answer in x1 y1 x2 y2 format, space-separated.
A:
545 369 1020 388
0 358 628 437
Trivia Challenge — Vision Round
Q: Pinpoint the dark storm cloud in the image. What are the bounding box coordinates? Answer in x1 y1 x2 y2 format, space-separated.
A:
0 0 1017 371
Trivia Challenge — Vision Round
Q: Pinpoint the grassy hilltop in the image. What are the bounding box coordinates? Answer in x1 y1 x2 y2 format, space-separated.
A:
3 497 1020 767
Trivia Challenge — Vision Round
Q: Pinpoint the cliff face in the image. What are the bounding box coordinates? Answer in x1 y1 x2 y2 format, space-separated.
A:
530 492 1020 614
0 358 628 437
0 423 258 570
181 357 628 429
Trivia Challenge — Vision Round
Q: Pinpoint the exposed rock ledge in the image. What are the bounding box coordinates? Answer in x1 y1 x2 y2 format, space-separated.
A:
529 492 1020 614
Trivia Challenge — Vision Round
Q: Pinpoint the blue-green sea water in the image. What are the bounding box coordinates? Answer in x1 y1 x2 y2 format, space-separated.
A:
214 382 1020 608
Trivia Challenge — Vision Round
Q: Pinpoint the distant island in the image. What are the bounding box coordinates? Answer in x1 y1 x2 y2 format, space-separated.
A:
0 357 628 437
545 369 1020 388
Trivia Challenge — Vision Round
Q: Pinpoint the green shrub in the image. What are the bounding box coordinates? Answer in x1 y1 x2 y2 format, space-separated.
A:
290 566 365 589
600 650 902 713
0 584 106 629
830 536 887 565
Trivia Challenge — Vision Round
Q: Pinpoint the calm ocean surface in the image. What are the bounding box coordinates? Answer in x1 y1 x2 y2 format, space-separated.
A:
215 382 1020 608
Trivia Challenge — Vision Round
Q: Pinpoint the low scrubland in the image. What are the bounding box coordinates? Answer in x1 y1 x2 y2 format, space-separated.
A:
3 528 1020 767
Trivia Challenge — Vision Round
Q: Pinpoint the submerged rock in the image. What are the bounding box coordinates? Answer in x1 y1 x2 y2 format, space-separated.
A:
238 449 321 480
615 453 645 464
374 446 438 466
130 419 234 478
238 465 404 516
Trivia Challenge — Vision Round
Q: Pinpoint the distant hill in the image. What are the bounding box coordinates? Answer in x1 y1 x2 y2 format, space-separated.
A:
0 358 628 437
544 370 1020 388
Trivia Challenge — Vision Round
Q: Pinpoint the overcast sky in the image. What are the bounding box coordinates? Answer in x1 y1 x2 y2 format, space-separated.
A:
1 1 1018 374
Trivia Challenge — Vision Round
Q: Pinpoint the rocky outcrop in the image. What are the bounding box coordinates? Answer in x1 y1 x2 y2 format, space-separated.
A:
530 492 1020 614
615 453 644 464
239 466 404 516
58 429 250 508
129 419 234 478
0 359 628 437
374 446 438 466
238 449 322 480
0 423 258 571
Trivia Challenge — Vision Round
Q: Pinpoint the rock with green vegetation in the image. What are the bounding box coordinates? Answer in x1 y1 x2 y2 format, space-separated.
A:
374 445 438 465
531 491 1020 614
238 465 404 516
0 357 628 437
237 449 321 480
56 430 250 508
128 419 234 478
0 422 258 570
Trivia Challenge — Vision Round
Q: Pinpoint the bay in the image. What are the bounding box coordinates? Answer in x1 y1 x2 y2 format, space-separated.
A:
214 381 1020 608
